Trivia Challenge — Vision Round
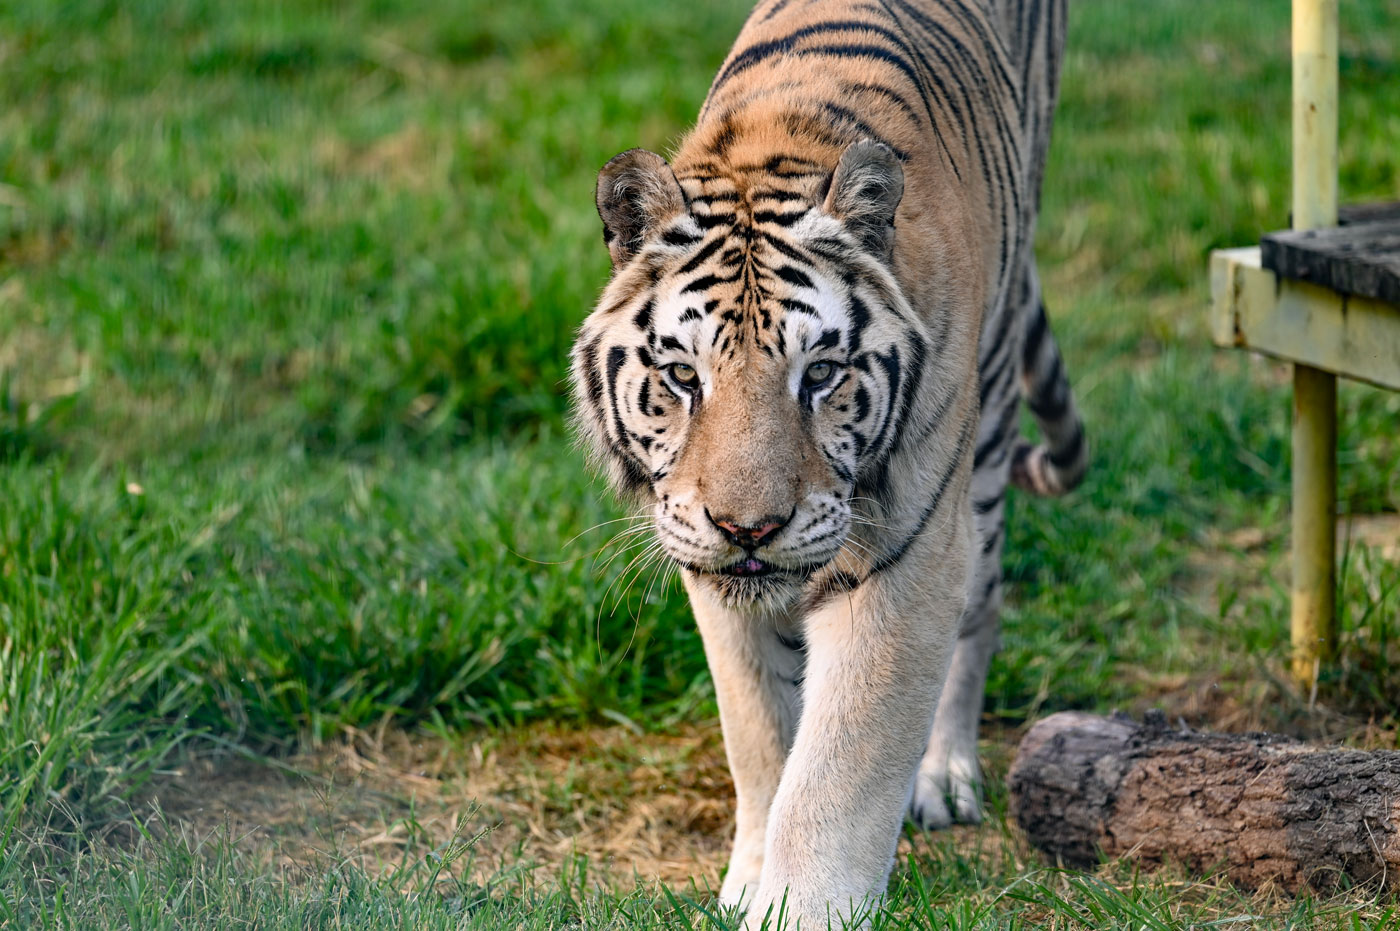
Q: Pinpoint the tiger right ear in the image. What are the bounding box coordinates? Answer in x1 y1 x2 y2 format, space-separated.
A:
596 149 687 268
822 140 904 263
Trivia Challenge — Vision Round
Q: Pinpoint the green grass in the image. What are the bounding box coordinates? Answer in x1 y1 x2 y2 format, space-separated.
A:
2 0 1399 926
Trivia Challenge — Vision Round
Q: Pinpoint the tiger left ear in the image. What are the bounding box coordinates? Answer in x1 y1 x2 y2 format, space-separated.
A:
822 140 904 262
596 148 688 268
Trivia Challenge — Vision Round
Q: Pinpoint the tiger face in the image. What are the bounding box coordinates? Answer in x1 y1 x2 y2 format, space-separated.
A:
572 141 934 609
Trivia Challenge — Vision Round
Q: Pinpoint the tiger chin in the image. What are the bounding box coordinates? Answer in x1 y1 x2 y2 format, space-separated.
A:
569 0 1086 926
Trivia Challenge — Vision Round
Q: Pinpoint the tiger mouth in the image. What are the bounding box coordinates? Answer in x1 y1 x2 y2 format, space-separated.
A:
711 556 832 579
674 554 832 584
721 556 777 577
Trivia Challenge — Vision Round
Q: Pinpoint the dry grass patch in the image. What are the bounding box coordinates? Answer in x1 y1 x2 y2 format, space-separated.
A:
151 722 735 888
146 721 1039 893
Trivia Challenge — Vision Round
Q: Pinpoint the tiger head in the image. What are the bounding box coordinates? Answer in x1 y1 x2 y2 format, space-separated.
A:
571 140 936 610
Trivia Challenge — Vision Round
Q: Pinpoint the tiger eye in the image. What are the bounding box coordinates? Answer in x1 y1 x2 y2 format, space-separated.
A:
669 363 700 389
803 361 835 388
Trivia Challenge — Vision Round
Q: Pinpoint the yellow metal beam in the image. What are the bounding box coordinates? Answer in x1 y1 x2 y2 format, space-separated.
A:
1289 0 1339 692
1210 248 1400 392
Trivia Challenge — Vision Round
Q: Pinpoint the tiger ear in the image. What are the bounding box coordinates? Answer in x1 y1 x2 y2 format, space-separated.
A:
596 148 688 268
822 140 904 262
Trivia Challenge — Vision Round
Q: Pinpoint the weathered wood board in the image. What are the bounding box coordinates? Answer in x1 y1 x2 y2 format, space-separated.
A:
1262 212 1400 304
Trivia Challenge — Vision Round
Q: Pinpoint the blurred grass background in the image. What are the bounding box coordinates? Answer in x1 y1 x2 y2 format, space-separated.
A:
1 0 1398 926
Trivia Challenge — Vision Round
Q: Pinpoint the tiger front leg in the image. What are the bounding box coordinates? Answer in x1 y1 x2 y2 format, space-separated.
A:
746 532 967 929
685 578 804 913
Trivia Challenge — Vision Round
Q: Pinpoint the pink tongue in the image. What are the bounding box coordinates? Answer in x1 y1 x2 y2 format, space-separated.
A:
743 558 764 572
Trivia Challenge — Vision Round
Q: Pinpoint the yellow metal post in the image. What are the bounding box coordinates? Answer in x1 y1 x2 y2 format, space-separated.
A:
1289 0 1338 689
1292 366 1336 687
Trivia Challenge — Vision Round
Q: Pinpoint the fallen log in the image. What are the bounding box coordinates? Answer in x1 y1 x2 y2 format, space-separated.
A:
1007 711 1400 892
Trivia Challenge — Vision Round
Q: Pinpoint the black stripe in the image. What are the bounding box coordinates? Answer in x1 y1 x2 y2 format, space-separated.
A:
820 102 910 161
681 269 740 293
776 265 813 288
689 191 741 205
662 228 700 247
888 330 927 454
979 341 1014 406
693 212 734 230
754 188 809 203
753 209 810 227
862 347 900 463
1027 382 1069 421
677 236 726 275
846 293 872 353
868 2 973 176
867 417 973 575
1021 0 1042 112
841 80 920 126
780 297 819 316
605 346 647 491
709 112 739 158
761 231 813 263
1048 424 1084 470
973 395 1019 467
1028 349 1064 402
1021 301 1049 368
783 110 851 151
711 21 914 97
581 335 605 409
761 0 792 22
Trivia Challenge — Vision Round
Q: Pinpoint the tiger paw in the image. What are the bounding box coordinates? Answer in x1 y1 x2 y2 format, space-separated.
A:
909 752 982 830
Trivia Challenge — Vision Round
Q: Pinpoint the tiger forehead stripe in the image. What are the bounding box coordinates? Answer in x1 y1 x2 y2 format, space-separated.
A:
607 219 874 371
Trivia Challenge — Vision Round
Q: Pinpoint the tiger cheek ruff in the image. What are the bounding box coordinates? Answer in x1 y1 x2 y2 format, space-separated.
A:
568 0 1086 925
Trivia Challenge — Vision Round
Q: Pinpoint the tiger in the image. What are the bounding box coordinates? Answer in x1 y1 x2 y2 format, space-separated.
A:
569 0 1086 925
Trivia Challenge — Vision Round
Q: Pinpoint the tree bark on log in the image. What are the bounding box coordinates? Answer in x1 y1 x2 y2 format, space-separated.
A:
1007 711 1400 892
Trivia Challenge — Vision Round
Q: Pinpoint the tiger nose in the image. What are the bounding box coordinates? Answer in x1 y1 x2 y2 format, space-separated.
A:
705 509 790 549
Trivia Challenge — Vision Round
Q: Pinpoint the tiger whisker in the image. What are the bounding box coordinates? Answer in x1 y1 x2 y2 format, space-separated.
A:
563 512 654 550
611 545 669 619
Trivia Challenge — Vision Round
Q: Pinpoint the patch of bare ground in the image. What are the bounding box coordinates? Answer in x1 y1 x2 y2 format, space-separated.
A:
150 721 734 889
145 721 1030 891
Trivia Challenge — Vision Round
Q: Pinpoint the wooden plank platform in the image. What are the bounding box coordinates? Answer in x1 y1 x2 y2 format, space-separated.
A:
1262 202 1400 304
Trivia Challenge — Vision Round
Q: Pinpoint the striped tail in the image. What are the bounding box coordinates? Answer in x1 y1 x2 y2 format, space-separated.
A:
1011 300 1087 496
